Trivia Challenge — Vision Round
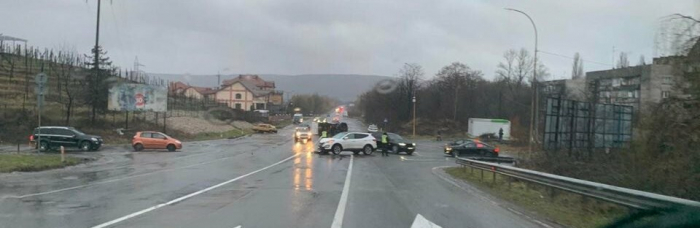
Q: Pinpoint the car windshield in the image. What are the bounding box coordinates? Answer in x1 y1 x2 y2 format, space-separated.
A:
4 2 699 228
332 133 347 139
388 133 403 140
70 128 86 135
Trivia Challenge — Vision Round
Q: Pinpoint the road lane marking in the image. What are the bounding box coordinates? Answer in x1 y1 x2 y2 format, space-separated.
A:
331 154 353 228
411 214 442 228
90 154 299 228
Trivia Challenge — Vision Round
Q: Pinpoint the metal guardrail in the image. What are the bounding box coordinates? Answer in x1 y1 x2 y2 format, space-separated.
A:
455 157 700 210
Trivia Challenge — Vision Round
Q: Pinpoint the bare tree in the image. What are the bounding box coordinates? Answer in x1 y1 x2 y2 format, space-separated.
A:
638 55 646 65
617 52 630 68
572 52 584 79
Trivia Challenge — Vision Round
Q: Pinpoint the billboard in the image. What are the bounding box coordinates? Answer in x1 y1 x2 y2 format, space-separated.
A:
544 97 633 151
108 83 167 112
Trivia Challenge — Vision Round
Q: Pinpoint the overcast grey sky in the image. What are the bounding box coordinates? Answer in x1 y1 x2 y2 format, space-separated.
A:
1 0 698 79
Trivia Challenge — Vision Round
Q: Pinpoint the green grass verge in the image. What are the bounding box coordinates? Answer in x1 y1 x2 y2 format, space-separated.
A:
444 167 627 228
189 129 251 141
0 154 83 173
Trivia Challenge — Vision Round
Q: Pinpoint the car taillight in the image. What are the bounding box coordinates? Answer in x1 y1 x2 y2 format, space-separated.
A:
29 135 34 141
494 147 500 153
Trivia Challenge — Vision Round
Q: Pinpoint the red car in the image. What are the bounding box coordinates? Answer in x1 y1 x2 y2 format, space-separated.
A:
132 131 182 152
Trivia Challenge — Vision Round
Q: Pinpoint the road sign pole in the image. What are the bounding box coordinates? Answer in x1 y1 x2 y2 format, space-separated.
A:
34 73 48 153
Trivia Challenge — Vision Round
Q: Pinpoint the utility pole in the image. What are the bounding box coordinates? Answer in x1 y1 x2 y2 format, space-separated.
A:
217 71 221 89
412 95 416 137
612 46 616 69
90 0 102 124
453 84 459 121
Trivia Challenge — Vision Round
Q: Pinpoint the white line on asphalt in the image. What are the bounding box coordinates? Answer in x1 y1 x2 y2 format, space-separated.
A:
331 154 353 228
90 154 299 228
411 214 442 228
233 226 242 228
2 153 245 200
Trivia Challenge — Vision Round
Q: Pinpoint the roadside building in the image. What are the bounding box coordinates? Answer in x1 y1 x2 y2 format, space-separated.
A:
585 58 682 111
217 75 284 111
541 58 684 112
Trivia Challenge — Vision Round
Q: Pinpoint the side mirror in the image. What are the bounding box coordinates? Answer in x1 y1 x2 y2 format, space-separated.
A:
343 137 349 140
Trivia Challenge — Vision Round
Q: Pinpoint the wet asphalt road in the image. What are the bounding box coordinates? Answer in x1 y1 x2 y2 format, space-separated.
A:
0 119 549 228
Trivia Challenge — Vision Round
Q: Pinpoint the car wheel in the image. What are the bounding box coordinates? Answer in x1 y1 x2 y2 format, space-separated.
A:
39 141 49 152
167 144 176 152
133 143 144 152
392 145 399 154
331 144 342 155
80 141 91 152
362 145 374 155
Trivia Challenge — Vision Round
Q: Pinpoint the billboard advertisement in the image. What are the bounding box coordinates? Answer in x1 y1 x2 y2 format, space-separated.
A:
108 83 168 112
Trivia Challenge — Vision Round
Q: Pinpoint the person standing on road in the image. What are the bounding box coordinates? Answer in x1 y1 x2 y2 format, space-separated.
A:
381 132 389 157
498 128 504 142
321 129 327 139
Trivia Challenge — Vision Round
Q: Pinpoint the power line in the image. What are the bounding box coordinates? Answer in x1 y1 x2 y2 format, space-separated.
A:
538 50 612 67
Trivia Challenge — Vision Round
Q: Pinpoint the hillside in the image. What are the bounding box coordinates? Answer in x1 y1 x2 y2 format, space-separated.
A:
150 73 391 102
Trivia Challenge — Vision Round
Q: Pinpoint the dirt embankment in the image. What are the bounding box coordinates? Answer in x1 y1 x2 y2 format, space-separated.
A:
165 117 253 135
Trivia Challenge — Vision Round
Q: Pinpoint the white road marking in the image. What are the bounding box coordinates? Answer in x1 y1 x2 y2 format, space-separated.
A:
90 154 299 228
331 154 354 228
411 214 442 228
3 152 244 200
233 226 242 228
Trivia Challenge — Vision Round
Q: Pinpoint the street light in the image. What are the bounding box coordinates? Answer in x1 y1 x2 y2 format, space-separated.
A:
505 8 538 154
412 96 416 137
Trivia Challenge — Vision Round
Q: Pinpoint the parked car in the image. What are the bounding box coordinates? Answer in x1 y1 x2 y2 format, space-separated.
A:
444 139 499 157
29 126 103 152
132 131 182 152
252 124 278 133
318 132 376 155
294 125 313 143
370 132 416 155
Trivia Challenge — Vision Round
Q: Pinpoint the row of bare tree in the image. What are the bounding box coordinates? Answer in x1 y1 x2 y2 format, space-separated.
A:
355 48 547 139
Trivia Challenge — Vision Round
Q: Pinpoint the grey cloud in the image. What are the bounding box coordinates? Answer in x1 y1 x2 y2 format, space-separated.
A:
1 0 696 79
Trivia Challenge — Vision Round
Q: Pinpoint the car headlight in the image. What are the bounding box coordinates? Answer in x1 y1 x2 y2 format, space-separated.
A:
398 143 406 146
445 147 452 151
91 137 98 141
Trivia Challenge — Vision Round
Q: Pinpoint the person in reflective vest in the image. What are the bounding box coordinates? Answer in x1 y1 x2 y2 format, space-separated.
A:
321 130 327 138
381 132 389 157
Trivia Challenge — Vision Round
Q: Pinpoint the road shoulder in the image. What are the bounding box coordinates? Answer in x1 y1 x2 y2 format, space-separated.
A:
431 166 562 228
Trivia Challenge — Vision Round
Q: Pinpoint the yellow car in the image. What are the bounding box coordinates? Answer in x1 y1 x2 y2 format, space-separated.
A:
253 124 278 133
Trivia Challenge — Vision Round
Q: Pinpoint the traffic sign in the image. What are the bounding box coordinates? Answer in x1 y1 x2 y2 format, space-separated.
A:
34 84 48 94
34 73 48 85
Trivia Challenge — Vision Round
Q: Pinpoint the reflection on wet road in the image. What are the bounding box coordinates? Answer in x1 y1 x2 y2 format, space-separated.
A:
0 119 549 228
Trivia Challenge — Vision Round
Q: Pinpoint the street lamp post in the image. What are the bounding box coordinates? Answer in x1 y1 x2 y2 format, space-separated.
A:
412 96 416 137
505 8 538 154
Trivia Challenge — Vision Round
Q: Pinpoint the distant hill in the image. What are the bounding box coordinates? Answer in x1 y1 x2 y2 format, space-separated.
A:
149 73 392 102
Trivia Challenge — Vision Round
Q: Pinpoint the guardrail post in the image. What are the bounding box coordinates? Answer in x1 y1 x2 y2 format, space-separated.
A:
480 169 484 182
491 167 496 184
548 187 556 201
